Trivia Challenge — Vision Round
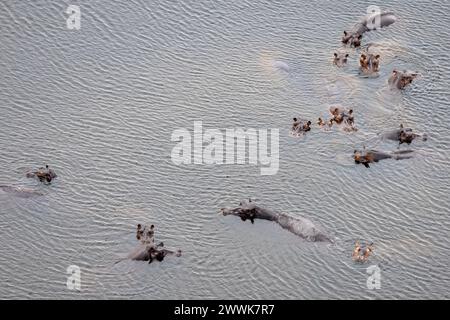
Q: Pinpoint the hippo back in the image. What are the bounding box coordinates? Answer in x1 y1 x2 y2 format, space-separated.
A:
276 213 332 242
254 206 278 221
0 185 43 198
127 244 151 261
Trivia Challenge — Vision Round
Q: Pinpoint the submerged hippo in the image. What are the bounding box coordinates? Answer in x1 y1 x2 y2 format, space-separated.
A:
125 243 182 264
352 241 374 263
388 70 420 89
359 52 380 73
342 11 397 45
317 107 356 132
0 185 44 198
382 124 427 145
342 32 362 48
354 148 414 168
115 224 181 265
26 165 57 184
329 106 354 125
220 199 332 243
272 60 290 72
291 118 312 136
325 106 357 131
333 52 349 67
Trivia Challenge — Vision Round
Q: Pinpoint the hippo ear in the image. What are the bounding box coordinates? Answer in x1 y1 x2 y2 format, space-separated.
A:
343 31 347 35
345 54 349 57
375 55 380 59
334 53 338 57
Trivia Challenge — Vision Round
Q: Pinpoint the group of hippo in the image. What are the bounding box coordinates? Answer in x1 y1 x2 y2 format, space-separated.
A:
291 106 357 136
1 165 183 265
2 11 429 269
220 200 375 262
293 10 427 169
341 11 426 167
354 124 427 168
254 9 429 262
334 11 420 89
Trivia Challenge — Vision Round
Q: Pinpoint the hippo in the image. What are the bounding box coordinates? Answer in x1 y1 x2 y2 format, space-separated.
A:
342 11 397 45
354 148 414 168
291 118 312 136
0 185 44 198
136 224 155 244
317 117 333 129
359 53 380 73
352 241 374 263
26 165 57 184
333 52 349 67
220 199 333 243
329 106 353 124
124 243 182 264
388 70 420 89
382 124 427 145
115 224 181 265
342 32 362 48
327 106 357 131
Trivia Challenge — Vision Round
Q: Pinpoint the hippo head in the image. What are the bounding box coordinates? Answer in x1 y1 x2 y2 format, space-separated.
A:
371 54 381 71
403 71 419 83
353 150 362 163
342 31 352 44
392 70 420 89
360 53 368 68
333 52 349 67
220 199 256 217
351 34 362 47
388 69 400 85
220 207 236 216
220 205 246 217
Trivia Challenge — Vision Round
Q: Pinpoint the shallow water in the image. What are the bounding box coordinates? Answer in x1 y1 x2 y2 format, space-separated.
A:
0 0 449 299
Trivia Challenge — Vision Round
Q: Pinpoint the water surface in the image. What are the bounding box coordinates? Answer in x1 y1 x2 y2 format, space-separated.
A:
0 0 449 299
